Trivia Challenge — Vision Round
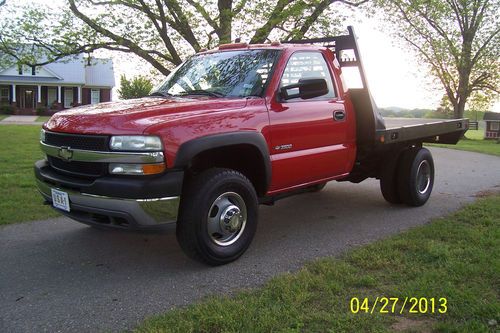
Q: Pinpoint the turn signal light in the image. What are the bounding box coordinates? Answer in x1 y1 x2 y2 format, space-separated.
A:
109 163 166 175
142 163 166 175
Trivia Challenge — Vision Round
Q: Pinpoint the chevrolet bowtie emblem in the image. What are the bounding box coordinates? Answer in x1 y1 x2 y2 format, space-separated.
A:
58 147 73 161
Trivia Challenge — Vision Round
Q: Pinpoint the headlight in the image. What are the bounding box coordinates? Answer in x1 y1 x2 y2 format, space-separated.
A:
109 163 166 175
109 136 163 151
40 129 46 142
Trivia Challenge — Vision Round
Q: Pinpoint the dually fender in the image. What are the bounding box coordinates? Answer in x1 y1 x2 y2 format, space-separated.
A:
173 131 272 192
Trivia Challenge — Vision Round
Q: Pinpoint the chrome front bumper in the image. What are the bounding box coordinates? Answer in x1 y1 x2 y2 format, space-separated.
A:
36 176 180 230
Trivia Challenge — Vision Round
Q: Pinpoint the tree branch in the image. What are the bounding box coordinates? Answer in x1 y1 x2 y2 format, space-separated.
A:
185 0 219 31
68 0 171 75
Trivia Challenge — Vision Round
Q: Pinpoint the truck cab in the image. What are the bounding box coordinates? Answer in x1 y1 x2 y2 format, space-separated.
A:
35 27 467 265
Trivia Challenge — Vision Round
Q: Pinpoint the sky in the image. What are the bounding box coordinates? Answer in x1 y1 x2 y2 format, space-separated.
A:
7 0 500 111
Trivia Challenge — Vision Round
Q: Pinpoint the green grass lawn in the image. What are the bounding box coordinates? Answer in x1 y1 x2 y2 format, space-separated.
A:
136 195 500 333
0 125 59 225
428 129 500 156
36 116 51 123
0 115 8 121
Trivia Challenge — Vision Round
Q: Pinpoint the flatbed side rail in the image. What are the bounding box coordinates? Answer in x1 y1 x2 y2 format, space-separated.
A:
376 119 469 145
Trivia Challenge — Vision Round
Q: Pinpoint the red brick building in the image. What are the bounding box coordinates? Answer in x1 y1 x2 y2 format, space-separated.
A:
0 55 115 115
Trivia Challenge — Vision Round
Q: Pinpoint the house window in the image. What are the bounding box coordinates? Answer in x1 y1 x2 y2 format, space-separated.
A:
47 88 57 107
32 66 36 75
91 89 100 105
0 87 9 103
491 122 500 131
18 64 22 75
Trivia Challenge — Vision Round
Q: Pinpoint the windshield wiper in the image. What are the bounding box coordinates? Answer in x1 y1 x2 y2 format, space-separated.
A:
178 89 225 97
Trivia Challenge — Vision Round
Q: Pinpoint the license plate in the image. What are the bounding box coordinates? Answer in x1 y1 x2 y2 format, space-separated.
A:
51 189 70 212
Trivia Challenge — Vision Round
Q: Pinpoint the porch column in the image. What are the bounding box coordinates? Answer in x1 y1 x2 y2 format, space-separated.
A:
12 84 16 103
37 85 42 103
57 86 61 103
77 86 82 104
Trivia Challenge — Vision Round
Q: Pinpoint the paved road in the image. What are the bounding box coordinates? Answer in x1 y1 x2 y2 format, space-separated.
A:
1 147 499 332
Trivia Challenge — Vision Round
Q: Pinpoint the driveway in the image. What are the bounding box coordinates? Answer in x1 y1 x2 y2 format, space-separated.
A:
1 147 499 332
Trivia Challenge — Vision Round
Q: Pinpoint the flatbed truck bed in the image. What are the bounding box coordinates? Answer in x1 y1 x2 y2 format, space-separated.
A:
379 117 468 145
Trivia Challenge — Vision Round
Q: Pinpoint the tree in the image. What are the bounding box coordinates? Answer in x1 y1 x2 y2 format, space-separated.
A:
373 0 499 119
0 0 368 75
118 75 154 99
434 94 453 118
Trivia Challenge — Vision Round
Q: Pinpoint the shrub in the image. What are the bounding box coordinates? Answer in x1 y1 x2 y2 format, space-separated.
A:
36 107 47 115
0 105 14 115
118 75 153 99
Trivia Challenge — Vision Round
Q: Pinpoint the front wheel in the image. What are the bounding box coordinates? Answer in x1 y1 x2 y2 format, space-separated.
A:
176 168 258 265
397 147 435 206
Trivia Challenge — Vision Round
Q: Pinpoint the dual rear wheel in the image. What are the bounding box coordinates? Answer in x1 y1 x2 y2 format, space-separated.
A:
380 147 434 206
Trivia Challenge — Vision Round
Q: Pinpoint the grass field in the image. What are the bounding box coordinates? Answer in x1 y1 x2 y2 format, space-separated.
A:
0 115 8 121
0 125 58 225
36 116 51 123
428 129 500 156
136 195 500 333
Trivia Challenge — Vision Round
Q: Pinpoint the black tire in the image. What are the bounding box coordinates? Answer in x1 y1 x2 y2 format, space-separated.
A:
397 147 434 207
176 168 258 265
380 154 403 204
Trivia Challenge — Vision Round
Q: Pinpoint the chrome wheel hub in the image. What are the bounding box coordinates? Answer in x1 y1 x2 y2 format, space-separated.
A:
221 206 243 232
207 192 247 246
416 160 431 194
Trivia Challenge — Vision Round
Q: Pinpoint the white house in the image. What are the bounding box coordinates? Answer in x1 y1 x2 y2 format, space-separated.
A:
0 54 115 114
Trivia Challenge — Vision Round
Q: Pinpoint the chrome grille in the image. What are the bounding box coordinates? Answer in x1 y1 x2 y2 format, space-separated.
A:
47 156 106 178
45 132 109 151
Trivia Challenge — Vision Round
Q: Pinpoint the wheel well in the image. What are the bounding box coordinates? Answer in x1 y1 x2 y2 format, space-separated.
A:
187 144 268 196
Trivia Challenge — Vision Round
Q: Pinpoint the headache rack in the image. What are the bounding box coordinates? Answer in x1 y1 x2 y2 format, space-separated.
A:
286 26 369 89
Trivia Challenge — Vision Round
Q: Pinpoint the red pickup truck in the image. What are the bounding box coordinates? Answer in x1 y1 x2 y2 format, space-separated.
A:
35 27 467 265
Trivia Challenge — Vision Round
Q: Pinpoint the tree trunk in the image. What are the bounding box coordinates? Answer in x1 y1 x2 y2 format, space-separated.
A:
454 98 466 119
454 66 471 119
217 0 233 43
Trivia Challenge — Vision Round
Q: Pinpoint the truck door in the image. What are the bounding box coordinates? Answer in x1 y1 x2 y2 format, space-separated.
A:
267 51 355 191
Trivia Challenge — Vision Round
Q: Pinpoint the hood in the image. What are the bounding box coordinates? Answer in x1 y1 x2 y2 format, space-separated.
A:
44 96 248 135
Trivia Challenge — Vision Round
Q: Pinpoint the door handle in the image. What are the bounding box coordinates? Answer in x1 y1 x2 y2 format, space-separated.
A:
333 110 346 121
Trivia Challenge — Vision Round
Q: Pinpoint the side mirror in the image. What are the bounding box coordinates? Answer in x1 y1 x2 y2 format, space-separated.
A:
280 78 328 100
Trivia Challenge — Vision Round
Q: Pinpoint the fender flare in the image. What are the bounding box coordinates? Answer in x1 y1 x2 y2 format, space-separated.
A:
174 132 272 191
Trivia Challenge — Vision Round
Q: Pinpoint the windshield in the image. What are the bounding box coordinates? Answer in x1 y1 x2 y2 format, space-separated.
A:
153 49 280 98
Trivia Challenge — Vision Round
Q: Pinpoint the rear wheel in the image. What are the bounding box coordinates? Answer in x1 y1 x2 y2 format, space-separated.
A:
397 147 434 206
380 154 403 204
176 168 258 265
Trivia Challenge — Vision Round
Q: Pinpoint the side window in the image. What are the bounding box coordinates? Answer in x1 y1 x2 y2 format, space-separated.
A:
280 52 336 101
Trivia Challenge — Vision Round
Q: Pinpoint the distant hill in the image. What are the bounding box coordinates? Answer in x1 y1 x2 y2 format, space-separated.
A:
379 107 432 118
